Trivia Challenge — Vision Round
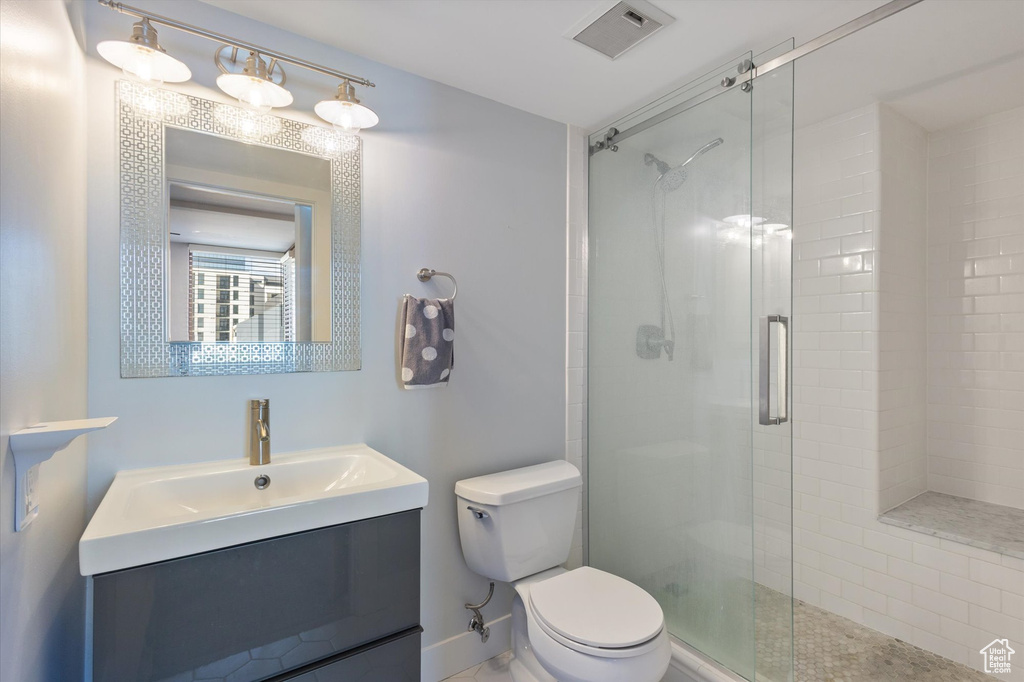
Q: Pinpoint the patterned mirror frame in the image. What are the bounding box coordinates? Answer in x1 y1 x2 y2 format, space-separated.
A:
118 81 361 377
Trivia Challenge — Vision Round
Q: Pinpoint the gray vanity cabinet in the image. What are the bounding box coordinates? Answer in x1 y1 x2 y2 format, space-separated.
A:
282 630 420 681
91 510 421 682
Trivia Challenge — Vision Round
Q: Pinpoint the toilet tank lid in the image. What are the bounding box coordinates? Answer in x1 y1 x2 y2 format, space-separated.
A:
455 461 581 506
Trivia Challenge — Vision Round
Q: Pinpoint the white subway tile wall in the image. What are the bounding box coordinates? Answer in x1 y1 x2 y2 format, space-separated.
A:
878 106 929 513
566 125 589 569
793 103 1023 680
926 106 1024 510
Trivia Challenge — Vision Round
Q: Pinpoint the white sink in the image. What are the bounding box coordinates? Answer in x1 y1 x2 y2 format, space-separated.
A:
80 444 428 576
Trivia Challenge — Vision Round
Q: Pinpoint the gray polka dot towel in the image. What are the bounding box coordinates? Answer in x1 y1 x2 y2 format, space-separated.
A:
400 295 454 389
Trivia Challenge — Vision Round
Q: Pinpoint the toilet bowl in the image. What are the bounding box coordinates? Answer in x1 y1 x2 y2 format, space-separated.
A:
455 461 671 682
509 567 671 682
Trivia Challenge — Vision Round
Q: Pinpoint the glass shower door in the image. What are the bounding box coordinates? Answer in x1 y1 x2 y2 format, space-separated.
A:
587 50 793 681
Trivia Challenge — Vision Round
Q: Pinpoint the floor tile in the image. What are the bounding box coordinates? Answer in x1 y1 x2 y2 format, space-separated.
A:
443 650 512 682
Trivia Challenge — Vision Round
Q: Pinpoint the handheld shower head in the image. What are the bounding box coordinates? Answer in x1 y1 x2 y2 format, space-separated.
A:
659 167 688 192
645 137 725 192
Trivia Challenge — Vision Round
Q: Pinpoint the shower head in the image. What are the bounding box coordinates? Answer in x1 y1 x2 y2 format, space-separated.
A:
647 137 725 192
659 166 688 192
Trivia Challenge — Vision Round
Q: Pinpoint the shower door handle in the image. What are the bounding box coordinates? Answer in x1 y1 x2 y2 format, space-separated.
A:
759 315 789 425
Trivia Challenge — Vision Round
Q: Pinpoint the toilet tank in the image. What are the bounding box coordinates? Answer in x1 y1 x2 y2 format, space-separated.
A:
455 461 581 583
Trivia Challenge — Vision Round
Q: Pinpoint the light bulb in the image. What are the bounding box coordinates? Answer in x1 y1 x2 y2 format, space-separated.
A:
216 74 287 112
124 45 154 80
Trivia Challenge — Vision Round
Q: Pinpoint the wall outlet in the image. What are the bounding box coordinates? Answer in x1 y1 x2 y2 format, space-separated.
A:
22 464 40 529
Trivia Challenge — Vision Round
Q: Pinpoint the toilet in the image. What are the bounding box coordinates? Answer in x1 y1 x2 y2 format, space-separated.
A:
455 461 671 682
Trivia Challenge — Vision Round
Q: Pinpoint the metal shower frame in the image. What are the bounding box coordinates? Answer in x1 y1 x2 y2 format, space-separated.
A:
591 0 923 155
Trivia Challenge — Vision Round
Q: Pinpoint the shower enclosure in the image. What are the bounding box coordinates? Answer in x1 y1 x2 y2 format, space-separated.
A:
587 44 795 682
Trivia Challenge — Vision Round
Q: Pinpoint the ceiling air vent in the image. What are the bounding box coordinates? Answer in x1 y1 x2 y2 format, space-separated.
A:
568 0 675 60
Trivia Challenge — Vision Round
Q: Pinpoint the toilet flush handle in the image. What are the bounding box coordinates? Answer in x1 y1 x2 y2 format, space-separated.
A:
467 505 489 520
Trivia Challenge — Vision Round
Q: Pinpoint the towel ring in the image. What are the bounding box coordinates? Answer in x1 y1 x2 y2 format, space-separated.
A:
416 268 457 300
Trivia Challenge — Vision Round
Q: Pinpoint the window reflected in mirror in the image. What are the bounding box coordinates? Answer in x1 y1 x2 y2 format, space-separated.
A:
164 128 332 344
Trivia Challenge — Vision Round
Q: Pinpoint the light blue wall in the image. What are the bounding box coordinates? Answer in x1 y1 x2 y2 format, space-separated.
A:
83 1 567 679
0 2 89 681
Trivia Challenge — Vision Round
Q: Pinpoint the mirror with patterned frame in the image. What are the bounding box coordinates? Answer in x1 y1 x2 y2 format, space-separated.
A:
117 81 361 376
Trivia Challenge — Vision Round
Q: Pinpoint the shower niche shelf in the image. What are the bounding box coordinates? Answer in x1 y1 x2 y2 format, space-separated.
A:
880 491 1024 559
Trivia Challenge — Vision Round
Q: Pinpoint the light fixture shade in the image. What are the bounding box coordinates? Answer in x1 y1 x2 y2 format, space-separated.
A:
97 19 190 83
315 80 379 132
216 73 293 111
314 100 379 132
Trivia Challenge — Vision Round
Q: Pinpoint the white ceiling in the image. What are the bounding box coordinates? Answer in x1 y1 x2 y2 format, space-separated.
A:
168 182 297 252
170 183 297 221
791 0 1024 131
169 205 295 252
200 0 1024 132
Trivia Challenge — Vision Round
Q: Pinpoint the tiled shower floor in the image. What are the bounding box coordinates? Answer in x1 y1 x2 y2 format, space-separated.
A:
443 587 991 682
757 585 990 682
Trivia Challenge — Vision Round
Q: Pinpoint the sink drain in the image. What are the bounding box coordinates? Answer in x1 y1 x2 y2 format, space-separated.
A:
254 474 271 490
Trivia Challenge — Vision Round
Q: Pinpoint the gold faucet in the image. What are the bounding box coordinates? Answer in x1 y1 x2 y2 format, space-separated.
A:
249 399 271 465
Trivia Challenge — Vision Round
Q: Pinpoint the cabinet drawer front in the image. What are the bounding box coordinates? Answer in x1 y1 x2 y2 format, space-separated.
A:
93 510 419 682
280 629 420 682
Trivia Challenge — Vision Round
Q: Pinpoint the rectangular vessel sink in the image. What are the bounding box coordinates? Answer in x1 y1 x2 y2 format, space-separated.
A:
80 444 428 576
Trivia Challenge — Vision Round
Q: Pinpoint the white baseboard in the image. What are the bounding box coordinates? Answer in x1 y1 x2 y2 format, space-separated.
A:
662 638 745 682
421 613 512 682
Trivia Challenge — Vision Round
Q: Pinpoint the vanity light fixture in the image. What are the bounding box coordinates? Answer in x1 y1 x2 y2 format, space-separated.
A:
315 79 379 132
215 46 293 112
98 0 378 129
97 17 191 83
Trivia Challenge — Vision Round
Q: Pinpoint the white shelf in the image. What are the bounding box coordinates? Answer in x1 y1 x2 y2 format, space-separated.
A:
10 417 117 532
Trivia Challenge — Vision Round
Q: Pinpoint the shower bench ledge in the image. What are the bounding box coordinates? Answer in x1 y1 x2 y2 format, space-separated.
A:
879 491 1024 559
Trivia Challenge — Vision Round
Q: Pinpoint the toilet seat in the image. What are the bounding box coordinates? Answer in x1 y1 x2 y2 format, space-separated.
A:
527 567 665 658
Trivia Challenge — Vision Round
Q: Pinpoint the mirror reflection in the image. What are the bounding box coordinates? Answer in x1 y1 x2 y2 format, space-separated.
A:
165 127 332 344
